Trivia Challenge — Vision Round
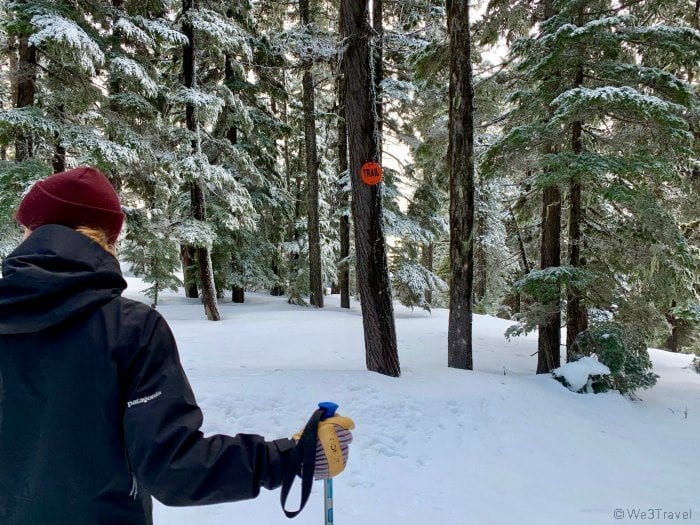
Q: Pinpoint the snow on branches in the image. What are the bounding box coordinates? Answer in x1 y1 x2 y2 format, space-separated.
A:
551 86 692 143
187 9 252 59
111 57 159 97
271 24 339 63
29 14 104 75
173 88 225 123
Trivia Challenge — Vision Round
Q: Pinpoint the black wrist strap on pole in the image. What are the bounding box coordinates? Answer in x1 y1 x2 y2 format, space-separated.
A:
280 408 323 518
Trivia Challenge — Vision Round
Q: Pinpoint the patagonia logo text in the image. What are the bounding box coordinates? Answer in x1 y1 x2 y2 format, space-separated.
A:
127 391 162 408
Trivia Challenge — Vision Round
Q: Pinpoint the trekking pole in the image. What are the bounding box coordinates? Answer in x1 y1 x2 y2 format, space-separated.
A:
324 477 333 525
317 402 339 525
280 402 351 522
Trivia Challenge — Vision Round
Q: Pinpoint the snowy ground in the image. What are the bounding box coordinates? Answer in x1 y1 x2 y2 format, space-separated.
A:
122 277 700 525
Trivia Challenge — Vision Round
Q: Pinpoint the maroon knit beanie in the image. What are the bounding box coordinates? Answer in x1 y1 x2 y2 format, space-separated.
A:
15 166 124 244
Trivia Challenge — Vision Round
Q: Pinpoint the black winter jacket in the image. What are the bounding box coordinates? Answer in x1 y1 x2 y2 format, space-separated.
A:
0 225 295 524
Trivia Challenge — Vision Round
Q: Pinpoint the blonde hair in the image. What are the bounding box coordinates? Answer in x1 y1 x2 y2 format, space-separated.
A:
75 226 117 257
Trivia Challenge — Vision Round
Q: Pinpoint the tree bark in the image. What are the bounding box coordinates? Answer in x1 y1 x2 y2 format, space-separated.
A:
537 181 562 373
509 204 531 275
180 1 199 300
301 0 324 308
105 0 125 188
15 33 36 161
232 285 245 303
183 0 220 320
271 264 285 296
536 0 561 374
3 37 16 161
225 54 245 304
447 0 475 370
421 243 434 306
566 61 588 359
337 18 351 309
665 301 680 352
474 205 487 303
691 0 699 83
52 104 66 172
372 0 383 159
342 0 400 377
8 35 17 113
180 245 199 298
508 204 529 316
280 70 298 299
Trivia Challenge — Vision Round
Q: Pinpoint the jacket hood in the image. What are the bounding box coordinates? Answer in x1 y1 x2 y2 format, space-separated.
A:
0 224 127 334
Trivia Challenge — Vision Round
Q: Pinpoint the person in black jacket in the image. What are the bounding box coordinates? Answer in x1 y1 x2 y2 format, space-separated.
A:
0 167 353 525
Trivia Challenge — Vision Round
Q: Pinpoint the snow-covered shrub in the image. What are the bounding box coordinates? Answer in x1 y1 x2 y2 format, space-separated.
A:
569 322 658 395
552 356 611 393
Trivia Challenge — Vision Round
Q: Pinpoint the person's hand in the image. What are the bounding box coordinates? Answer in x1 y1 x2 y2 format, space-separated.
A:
313 425 353 479
294 414 355 479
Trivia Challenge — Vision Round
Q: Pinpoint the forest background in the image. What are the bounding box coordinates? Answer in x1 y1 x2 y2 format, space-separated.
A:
0 0 697 388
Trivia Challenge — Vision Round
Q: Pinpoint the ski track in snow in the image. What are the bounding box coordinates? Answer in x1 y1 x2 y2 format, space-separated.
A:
120 278 700 525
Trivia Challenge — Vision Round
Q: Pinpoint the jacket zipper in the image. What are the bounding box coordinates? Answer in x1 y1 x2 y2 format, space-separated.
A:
125 446 138 500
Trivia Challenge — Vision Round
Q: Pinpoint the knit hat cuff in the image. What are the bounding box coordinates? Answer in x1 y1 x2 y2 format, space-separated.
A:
16 181 124 244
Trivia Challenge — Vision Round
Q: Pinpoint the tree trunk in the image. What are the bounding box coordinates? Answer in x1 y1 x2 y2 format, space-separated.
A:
339 210 351 308
691 0 699 83
180 245 199 297
301 0 324 308
665 322 680 353
232 285 245 303
536 0 561 374
225 54 246 304
421 243 434 306
565 7 588 359
106 0 125 187
293 164 302 289
52 104 66 172
537 182 562 373
341 0 400 377
15 33 36 161
566 63 588 359
509 204 530 275
271 262 285 296
280 71 297 299
665 301 680 352
2 37 16 161
180 1 199 300
508 204 529 316
474 206 487 303
230 248 244 303
183 0 220 321
337 24 351 309
447 0 475 370
8 35 17 112
372 0 383 159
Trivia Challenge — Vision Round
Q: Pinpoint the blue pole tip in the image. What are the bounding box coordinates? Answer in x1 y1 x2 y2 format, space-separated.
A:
318 402 339 419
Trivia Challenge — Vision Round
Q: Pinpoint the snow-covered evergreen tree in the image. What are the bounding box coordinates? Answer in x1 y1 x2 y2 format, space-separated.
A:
483 0 698 380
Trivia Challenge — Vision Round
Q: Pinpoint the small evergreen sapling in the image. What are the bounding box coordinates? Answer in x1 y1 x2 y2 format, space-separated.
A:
569 322 658 396
552 355 611 394
122 207 182 307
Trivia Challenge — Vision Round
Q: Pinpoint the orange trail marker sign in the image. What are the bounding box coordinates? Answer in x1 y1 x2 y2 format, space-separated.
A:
360 161 383 186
